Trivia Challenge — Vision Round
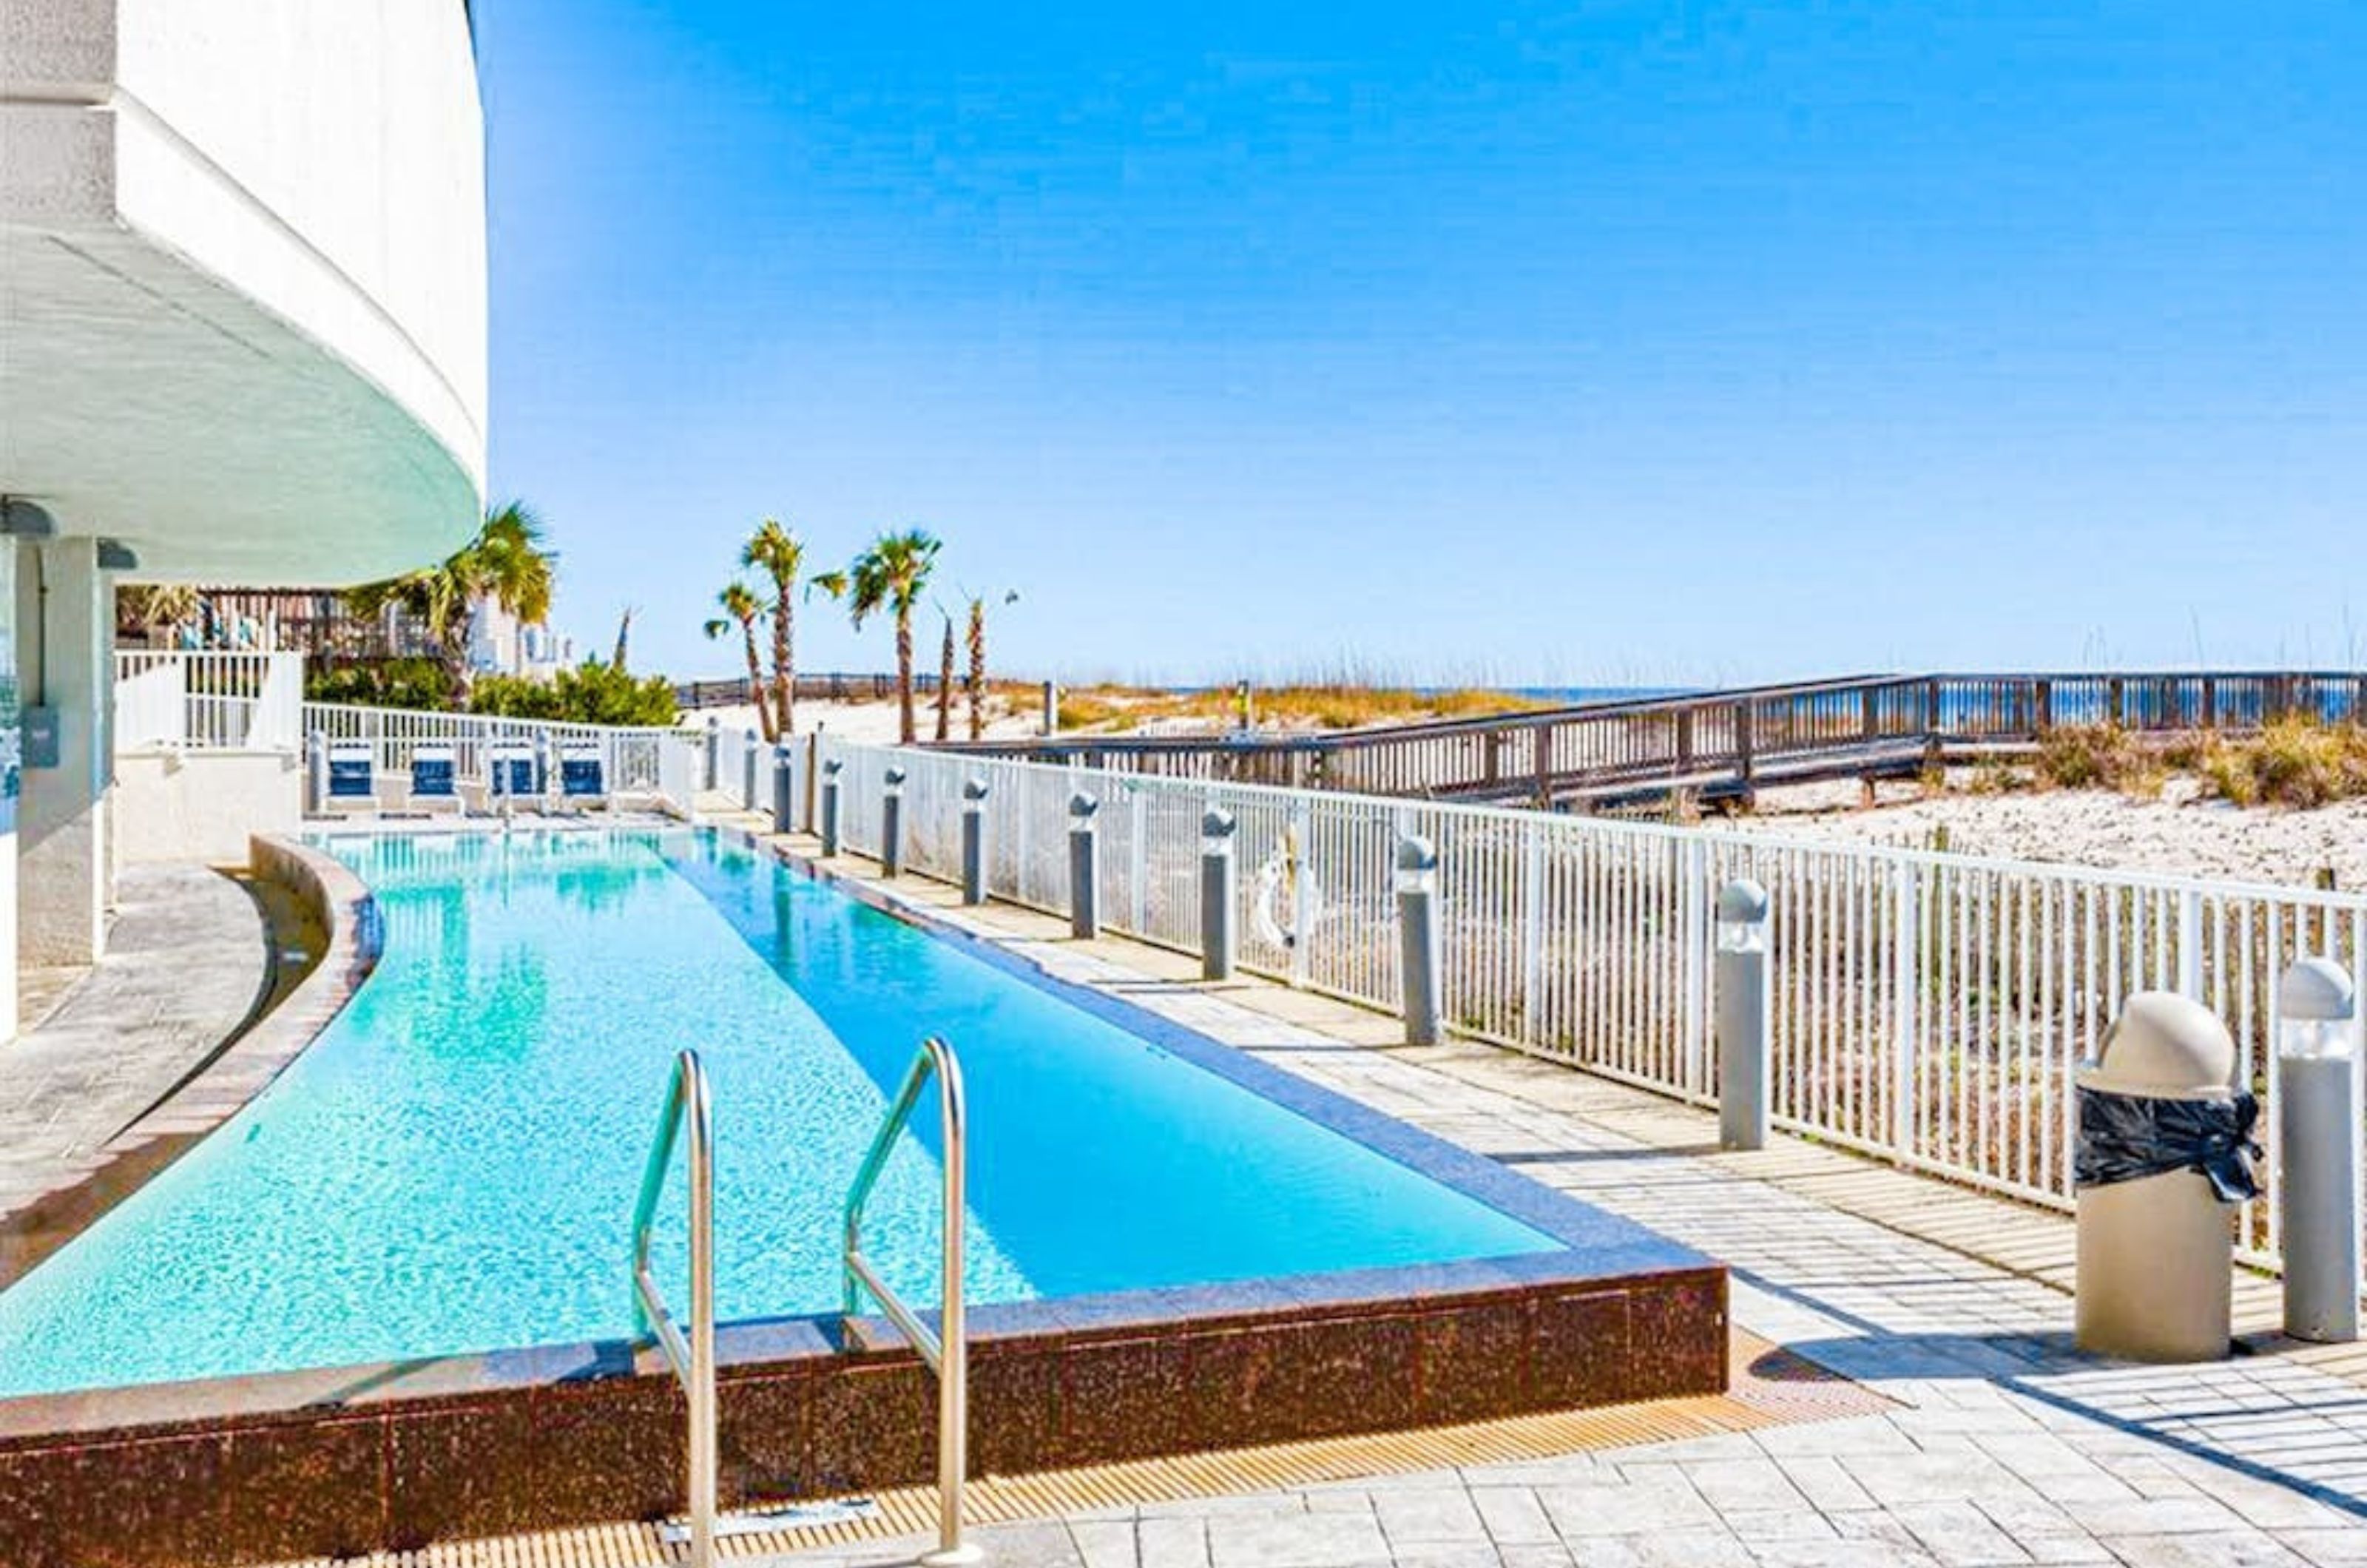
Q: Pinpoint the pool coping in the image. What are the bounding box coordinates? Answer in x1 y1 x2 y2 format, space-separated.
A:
0 823 1728 1568
0 836 382 1295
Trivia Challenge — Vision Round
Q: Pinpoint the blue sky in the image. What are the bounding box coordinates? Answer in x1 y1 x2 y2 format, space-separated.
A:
476 1 2363 688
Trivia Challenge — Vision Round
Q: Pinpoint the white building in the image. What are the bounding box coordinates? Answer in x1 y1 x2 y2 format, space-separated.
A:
1 0 488 1032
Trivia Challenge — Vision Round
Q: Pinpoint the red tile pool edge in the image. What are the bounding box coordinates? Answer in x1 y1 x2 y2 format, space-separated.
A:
0 1265 1725 1568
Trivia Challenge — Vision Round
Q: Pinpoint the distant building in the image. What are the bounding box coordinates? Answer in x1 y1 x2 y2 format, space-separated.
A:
120 587 573 680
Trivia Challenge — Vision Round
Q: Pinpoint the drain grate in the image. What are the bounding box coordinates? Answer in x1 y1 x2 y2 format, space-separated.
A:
263 1333 1888 1567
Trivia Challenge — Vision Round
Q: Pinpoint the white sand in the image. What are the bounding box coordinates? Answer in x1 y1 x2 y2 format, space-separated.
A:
1727 774 2367 888
683 693 1041 747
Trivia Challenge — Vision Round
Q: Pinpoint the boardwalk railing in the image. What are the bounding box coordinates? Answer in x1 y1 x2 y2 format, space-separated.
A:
674 672 947 711
814 734 2367 1285
303 703 703 813
944 670 2367 805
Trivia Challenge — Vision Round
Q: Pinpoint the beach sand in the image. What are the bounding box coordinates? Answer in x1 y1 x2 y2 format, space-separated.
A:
1730 774 2367 888
684 693 1043 748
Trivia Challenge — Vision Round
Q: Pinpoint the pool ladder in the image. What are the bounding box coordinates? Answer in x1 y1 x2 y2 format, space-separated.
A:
629 1039 976 1568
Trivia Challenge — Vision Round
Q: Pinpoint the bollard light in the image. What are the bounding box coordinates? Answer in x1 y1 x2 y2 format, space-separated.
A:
819 757 844 856
959 777 990 905
1394 833 1439 895
1201 808 1238 981
1717 878 1769 953
2278 956 2361 1343
881 766 908 876
1715 877 1771 1151
1068 793 1101 939
1396 834 1442 1047
1203 807 1237 856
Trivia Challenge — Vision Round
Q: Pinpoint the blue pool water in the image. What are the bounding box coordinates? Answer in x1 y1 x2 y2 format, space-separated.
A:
0 828 1555 1398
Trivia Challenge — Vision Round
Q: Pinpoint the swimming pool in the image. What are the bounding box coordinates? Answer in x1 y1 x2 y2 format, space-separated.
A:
0 826 1572 1398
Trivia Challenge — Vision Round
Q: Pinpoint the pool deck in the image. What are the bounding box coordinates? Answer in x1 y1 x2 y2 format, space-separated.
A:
696 811 2367 1568
0 864 274 1229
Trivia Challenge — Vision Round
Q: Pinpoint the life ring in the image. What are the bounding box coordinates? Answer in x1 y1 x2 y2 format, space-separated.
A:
1252 831 1324 949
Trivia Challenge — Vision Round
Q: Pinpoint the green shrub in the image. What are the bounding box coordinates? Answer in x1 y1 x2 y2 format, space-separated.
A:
471 660 678 726
304 658 452 711
2036 723 2141 790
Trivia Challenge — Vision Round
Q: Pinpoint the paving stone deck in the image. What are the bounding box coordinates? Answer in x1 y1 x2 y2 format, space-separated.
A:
0 865 271 1226
728 823 2367 1568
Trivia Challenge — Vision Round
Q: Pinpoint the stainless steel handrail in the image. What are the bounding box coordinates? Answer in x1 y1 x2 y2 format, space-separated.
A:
632 1050 716 1568
843 1036 978 1567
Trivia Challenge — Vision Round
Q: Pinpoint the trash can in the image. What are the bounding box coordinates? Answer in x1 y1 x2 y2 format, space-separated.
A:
2074 991 2261 1362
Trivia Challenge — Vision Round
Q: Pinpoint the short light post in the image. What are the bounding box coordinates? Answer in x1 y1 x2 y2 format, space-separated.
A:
533 731 553 801
1397 834 1442 1047
1068 793 1101 939
882 767 907 876
960 777 990 905
1716 878 1771 1151
741 727 760 811
1201 808 1238 980
1041 680 1060 736
305 729 327 815
703 716 719 792
819 759 844 856
2279 957 2361 1343
771 745 795 835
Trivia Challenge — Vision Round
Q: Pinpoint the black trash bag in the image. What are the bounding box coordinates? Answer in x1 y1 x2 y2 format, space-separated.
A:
2075 1087 2261 1203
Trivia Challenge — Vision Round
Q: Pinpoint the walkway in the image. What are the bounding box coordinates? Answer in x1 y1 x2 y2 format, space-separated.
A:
737 829 2367 1568
0 864 272 1228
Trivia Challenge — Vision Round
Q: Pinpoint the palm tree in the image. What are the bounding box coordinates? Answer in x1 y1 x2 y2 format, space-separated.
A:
845 529 942 743
703 582 773 739
964 589 1016 741
346 501 556 703
743 518 820 736
934 612 955 742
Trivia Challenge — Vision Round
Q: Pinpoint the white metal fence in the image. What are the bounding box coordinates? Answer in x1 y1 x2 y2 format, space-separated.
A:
114 651 303 751
303 703 703 814
816 735 2367 1282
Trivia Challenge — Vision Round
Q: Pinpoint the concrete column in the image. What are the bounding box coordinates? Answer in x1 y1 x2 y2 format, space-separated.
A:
18 538 109 966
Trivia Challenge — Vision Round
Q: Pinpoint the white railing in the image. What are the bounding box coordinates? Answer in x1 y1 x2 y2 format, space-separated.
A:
817 735 2367 1280
304 703 703 815
114 651 304 751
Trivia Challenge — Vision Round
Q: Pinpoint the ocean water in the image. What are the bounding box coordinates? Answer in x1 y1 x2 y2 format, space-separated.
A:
0 828 1552 1397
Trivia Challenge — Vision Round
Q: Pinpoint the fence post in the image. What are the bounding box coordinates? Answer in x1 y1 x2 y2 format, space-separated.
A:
1289 800 1314 987
703 717 719 791
2178 888 2205 999
960 778 990 905
771 745 794 834
1397 834 1442 1047
1891 858 1920 1158
1521 822 1546 1039
305 729 327 814
1717 878 1772 1150
820 759 843 856
2277 959 2360 1343
1201 808 1238 981
1068 793 1101 939
1681 839 1709 1095
803 734 821 834
1129 789 1149 935
1734 701 1755 801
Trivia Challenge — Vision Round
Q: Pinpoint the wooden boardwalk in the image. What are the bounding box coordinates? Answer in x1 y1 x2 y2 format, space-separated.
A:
942 669 2367 808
